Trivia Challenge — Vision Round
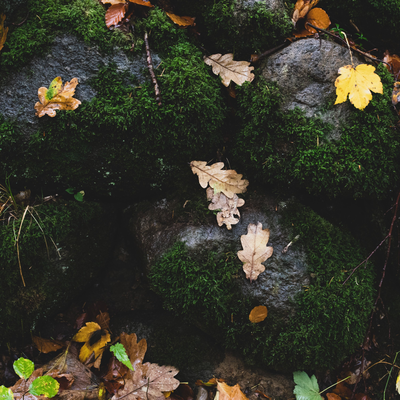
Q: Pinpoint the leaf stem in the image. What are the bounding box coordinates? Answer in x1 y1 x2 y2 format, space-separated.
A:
319 376 351 395
383 351 400 400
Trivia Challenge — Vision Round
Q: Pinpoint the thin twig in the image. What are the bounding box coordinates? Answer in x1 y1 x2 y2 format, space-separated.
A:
144 31 161 106
16 206 30 287
250 41 290 63
12 12 29 26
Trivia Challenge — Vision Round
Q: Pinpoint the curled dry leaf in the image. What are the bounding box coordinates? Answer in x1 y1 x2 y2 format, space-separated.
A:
33 336 66 353
105 3 127 28
334 64 383 110
383 50 400 78
237 223 273 282
166 12 195 27
249 305 268 323
190 161 249 199
206 187 245 230
217 381 248 400
0 13 8 52
35 77 81 118
292 0 319 24
204 54 254 87
112 362 179 400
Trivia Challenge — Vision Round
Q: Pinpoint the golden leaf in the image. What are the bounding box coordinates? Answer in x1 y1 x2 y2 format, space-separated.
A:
249 305 268 323
34 77 81 118
396 371 400 395
165 12 195 27
73 322 111 363
204 54 254 87
237 223 273 282
334 64 383 110
0 13 8 52
190 161 249 199
217 382 248 400
305 8 330 32
101 0 125 4
206 187 245 230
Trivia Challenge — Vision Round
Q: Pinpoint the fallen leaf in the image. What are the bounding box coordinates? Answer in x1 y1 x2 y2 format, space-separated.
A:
249 305 268 323
112 362 180 400
237 223 273 282
293 371 322 400
204 54 254 87
119 332 147 369
217 382 248 400
334 64 383 110
128 0 153 6
101 0 125 4
110 343 133 370
10 368 45 400
332 381 353 398
383 50 400 78
392 82 400 106
305 8 330 33
0 14 8 52
103 358 129 394
35 77 82 118
206 187 245 230
33 336 66 354
29 375 60 398
396 370 400 395
95 311 110 330
46 370 75 391
292 0 319 24
326 394 341 400
105 3 127 28
73 322 111 363
173 384 194 400
190 161 249 199
0 386 13 400
165 12 195 27
195 378 221 387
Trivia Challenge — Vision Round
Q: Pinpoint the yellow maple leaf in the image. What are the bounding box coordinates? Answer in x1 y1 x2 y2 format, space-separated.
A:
334 64 383 110
34 76 82 118
73 321 111 363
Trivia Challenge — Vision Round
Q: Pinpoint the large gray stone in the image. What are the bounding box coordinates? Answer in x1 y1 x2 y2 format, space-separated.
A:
0 33 160 135
260 38 363 138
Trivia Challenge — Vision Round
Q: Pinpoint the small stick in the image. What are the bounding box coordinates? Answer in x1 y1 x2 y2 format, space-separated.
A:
250 42 290 63
144 31 161 106
12 12 29 26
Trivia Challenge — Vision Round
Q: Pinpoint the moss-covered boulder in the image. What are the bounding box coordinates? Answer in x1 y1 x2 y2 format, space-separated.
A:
0 199 116 344
129 194 375 371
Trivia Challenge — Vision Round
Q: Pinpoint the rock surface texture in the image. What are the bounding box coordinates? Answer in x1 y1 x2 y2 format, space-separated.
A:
0 33 160 135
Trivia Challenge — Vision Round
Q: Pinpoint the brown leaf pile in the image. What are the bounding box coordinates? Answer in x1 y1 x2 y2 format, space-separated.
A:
237 222 273 282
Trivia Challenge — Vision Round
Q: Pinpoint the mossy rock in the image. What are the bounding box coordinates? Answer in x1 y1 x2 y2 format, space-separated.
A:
131 194 375 371
0 200 116 344
232 67 400 199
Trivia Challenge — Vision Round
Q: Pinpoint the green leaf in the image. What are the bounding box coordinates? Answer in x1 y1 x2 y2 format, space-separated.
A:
65 188 75 194
29 376 59 398
293 371 322 400
45 77 62 101
110 343 133 370
13 358 34 380
0 385 14 400
74 191 84 202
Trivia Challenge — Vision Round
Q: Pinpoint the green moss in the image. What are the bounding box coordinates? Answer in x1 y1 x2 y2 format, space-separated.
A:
150 201 375 371
0 200 115 344
233 66 400 199
0 0 132 78
0 39 227 198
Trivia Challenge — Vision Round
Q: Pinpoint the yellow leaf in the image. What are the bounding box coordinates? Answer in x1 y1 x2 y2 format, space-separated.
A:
334 64 383 110
34 77 81 117
217 382 248 400
249 305 268 323
0 13 8 52
396 371 400 395
237 223 273 282
204 54 254 87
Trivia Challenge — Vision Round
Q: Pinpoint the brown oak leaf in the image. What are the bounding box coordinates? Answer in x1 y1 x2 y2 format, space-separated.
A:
217 381 248 400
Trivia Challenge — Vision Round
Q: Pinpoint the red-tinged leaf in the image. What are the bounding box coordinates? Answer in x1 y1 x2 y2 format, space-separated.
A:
128 0 153 7
105 3 127 28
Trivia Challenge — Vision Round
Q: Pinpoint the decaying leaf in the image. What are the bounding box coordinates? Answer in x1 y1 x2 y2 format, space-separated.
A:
33 336 66 354
105 3 127 28
292 0 319 24
237 223 273 282
392 82 400 106
112 362 180 400
190 161 249 199
249 305 268 323
73 322 111 363
204 54 254 87
34 77 81 118
326 394 341 400
334 64 383 110
119 332 147 369
206 187 245 230
217 381 248 400
383 50 400 78
0 14 8 52
294 7 330 37
10 368 45 400
166 12 195 27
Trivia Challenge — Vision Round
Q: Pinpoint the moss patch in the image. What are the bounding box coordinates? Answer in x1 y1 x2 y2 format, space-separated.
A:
150 201 375 371
233 66 400 199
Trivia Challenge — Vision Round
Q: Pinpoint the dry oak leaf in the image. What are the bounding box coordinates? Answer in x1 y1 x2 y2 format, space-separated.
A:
204 54 254 87
190 161 249 199
112 362 179 400
165 12 195 27
35 76 81 118
249 305 268 323
217 381 248 400
237 222 273 282
334 64 383 110
73 321 111 363
33 336 66 354
206 187 245 230
0 13 8 52
292 0 319 24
